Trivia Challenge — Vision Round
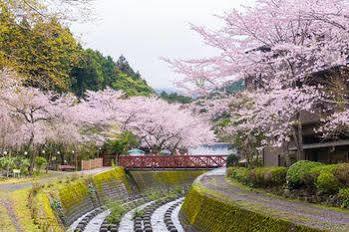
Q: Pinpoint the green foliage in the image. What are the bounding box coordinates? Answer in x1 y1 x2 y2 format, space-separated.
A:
226 154 239 167
58 179 89 211
111 71 153 96
315 172 340 194
29 185 64 232
338 187 349 208
301 164 337 186
133 209 144 219
333 163 349 185
0 2 82 91
230 167 250 185
286 161 323 189
231 132 264 168
104 131 139 158
159 91 192 104
250 167 288 187
226 167 234 178
0 1 153 96
225 79 245 94
0 156 30 176
71 50 153 97
146 188 165 201
106 200 125 224
35 156 47 173
230 167 287 187
116 55 140 80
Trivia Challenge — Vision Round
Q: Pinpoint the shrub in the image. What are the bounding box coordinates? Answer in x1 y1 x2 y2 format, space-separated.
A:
270 167 288 186
230 167 250 184
286 160 323 189
302 164 337 186
226 154 239 167
333 163 349 185
35 156 47 173
315 172 340 194
107 200 125 224
338 187 349 208
226 167 234 177
249 167 287 187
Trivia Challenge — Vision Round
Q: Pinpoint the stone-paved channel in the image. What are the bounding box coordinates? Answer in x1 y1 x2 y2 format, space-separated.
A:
151 197 184 232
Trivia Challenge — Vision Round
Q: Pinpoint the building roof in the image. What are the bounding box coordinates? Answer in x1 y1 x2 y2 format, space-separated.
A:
289 140 349 151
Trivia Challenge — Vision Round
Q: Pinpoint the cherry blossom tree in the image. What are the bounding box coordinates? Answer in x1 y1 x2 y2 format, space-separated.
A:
0 69 110 173
85 88 215 154
165 0 349 159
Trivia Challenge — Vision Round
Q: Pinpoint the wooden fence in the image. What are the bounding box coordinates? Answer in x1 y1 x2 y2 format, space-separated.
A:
81 158 103 170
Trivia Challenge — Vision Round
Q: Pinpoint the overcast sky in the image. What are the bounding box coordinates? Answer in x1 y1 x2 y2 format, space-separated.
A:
71 0 252 90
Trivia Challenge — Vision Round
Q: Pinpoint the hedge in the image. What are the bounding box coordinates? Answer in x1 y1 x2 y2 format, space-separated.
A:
286 161 323 188
315 172 340 194
180 183 322 232
228 167 287 187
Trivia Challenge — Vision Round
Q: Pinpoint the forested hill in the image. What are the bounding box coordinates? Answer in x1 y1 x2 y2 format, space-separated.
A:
0 2 153 97
71 51 154 97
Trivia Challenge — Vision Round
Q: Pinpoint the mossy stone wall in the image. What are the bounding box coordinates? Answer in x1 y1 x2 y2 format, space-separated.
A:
181 183 323 232
130 170 206 191
92 167 132 203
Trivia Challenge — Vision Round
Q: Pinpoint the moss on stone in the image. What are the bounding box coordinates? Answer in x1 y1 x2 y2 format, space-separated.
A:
57 179 89 212
92 167 132 194
130 170 206 190
181 183 325 232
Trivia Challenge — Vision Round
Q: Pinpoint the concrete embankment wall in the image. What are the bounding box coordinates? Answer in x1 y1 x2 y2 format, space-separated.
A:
33 168 205 231
180 181 323 232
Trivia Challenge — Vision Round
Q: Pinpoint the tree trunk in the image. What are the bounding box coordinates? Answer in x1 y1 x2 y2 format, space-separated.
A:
297 116 305 160
28 134 35 175
292 113 305 161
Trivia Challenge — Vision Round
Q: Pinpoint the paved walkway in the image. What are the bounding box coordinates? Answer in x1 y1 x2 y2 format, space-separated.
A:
0 167 112 192
198 168 349 232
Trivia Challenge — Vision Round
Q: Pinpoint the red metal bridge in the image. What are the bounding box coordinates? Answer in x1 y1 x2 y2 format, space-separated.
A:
119 155 227 170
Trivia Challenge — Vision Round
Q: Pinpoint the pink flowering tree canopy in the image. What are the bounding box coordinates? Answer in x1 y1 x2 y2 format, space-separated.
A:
85 88 215 153
165 0 349 159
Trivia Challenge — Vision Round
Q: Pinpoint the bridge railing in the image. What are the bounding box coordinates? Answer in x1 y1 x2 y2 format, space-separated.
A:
119 155 227 169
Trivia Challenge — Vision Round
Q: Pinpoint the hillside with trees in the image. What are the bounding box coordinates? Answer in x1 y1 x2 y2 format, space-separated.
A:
0 1 153 97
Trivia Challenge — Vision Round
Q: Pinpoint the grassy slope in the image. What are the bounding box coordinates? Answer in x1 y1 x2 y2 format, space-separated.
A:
0 193 16 232
11 189 41 232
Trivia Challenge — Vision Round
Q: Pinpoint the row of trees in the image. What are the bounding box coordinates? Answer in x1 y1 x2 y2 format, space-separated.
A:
0 69 214 173
165 0 349 163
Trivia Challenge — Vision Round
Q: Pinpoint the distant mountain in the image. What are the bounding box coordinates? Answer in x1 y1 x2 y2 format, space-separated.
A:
154 88 177 95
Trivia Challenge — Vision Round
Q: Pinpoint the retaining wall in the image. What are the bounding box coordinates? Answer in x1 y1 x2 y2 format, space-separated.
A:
180 183 323 232
35 168 204 231
129 170 206 191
